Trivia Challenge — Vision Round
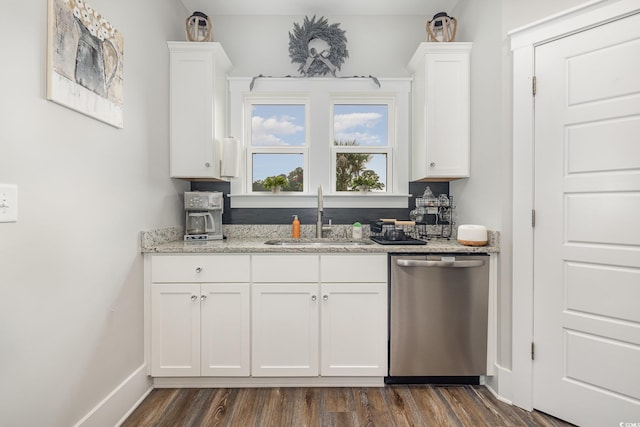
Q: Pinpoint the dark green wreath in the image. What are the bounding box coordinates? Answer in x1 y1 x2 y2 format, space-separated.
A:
288 16 348 77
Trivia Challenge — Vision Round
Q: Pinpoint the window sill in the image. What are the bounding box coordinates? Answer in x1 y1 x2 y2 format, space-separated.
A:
228 193 411 209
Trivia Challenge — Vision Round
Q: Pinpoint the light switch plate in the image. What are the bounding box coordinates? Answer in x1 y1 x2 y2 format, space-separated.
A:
0 184 18 223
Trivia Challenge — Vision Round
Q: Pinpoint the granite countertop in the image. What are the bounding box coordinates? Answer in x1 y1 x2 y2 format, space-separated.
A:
140 225 499 254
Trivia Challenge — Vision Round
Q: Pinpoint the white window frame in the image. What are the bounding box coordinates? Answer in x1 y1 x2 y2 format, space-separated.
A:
228 77 411 208
330 96 395 193
244 97 310 194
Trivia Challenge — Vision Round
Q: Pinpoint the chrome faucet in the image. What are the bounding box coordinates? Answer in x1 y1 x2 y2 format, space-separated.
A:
316 185 332 238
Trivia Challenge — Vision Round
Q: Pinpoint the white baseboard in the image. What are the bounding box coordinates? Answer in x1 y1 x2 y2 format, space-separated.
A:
153 376 385 388
73 364 152 427
484 363 513 405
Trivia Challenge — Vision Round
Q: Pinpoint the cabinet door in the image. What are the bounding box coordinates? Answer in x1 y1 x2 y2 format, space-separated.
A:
408 43 472 180
200 283 250 376
320 283 388 376
169 47 215 178
424 51 470 178
168 42 231 179
252 283 319 376
150 284 200 376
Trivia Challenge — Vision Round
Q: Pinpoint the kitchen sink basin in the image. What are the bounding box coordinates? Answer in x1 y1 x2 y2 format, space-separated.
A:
264 238 374 246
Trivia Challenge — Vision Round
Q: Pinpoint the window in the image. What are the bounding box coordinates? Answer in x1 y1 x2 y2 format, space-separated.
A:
228 77 411 208
246 102 308 193
331 102 392 192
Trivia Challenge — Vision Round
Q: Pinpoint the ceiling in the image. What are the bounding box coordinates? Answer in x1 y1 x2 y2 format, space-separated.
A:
179 0 460 16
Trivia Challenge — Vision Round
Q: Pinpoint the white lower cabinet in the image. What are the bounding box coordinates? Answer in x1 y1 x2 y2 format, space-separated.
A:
151 283 201 376
151 283 250 377
201 283 250 376
251 254 388 378
149 255 251 377
147 253 387 381
320 254 388 377
251 283 319 376
320 283 387 376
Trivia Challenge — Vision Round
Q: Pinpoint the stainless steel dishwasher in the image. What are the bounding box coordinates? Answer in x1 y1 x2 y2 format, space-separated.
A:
388 254 490 382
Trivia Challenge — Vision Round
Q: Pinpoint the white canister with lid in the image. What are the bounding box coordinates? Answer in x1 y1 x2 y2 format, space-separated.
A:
457 224 488 246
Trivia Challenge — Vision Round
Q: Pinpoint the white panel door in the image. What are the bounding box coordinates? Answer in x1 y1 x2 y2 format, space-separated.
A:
533 12 640 426
200 283 250 376
251 283 319 377
320 283 387 376
150 284 200 377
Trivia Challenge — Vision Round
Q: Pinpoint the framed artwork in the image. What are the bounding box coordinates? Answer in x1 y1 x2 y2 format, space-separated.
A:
47 0 124 128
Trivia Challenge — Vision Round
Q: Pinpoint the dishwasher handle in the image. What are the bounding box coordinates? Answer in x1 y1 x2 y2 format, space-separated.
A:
396 258 485 268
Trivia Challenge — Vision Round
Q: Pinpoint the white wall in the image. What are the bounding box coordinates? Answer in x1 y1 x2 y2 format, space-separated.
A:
450 0 503 231
0 3 598 424
449 0 593 374
502 0 590 33
447 0 593 375
210 15 429 77
0 1 187 426
447 0 513 373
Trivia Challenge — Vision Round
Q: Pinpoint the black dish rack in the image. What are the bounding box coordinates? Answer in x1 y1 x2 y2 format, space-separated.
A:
369 220 427 245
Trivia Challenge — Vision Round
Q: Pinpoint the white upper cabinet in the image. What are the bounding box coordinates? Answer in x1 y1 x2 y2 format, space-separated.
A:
408 43 472 181
168 42 232 179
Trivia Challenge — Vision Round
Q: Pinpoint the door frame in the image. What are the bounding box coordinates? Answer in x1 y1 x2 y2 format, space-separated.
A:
509 0 640 411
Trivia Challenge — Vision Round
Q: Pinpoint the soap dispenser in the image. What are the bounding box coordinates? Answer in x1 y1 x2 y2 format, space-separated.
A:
352 222 363 239
292 215 301 238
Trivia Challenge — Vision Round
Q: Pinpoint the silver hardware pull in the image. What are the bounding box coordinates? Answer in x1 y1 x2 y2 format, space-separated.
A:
191 295 198 301
195 267 203 273
204 162 211 167
311 295 317 301
396 259 485 268
323 295 329 301
430 162 436 167
201 295 207 301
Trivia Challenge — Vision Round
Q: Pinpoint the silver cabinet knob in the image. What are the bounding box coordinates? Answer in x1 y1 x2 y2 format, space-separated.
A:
323 295 329 301
201 295 207 302
311 295 317 301
204 162 211 168
195 267 203 273
191 295 198 301
430 162 436 167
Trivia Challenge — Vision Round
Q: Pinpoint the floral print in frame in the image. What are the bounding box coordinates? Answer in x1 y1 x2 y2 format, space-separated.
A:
47 0 124 128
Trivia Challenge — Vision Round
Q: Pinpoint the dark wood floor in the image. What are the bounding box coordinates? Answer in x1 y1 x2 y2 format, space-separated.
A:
121 385 574 427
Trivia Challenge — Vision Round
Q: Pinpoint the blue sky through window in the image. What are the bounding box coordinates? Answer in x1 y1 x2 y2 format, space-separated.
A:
334 104 388 190
251 105 305 183
251 104 389 189
333 104 387 146
251 105 305 146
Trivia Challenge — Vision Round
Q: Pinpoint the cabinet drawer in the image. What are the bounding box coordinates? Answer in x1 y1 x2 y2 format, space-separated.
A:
151 255 250 283
252 254 319 282
320 254 387 283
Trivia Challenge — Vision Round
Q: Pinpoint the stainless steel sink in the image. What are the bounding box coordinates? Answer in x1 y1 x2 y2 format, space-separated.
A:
264 238 374 246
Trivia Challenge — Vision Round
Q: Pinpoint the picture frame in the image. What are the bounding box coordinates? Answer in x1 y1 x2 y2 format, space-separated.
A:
47 0 124 128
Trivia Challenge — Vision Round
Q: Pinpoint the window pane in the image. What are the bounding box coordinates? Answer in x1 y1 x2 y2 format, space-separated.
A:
252 153 304 192
251 105 306 146
335 152 387 192
333 104 388 146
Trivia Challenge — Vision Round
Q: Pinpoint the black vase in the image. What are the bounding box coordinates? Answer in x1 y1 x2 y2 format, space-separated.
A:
74 17 117 97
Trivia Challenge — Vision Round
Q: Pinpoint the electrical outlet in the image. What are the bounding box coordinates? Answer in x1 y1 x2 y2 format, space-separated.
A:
0 184 18 223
